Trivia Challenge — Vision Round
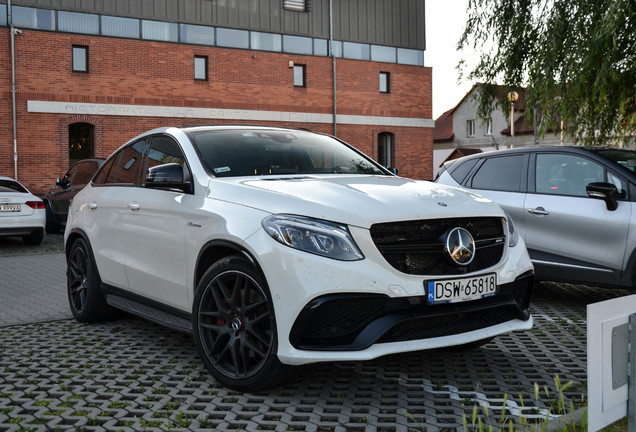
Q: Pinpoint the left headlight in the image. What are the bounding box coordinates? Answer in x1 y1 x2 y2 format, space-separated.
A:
505 212 519 248
262 215 364 261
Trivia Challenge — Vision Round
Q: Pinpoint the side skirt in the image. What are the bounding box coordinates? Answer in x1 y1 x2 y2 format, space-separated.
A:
106 291 192 334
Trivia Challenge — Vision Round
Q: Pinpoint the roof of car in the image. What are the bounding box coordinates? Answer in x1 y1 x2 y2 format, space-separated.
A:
178 124 316 133
72 158 106 163
449 145 635 160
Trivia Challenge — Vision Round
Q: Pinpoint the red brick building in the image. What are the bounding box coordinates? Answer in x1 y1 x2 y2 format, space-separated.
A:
0 0 433 194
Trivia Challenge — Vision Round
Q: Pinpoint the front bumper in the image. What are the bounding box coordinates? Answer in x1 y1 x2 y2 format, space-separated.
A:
290 271 533 350
245 223 535 366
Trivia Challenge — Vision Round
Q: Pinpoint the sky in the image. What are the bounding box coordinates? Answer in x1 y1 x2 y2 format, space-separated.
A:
425 0 478 119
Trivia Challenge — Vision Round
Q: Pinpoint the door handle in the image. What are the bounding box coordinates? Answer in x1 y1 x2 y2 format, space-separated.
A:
88 201 97 210
528 207 549 216
128 202 141 211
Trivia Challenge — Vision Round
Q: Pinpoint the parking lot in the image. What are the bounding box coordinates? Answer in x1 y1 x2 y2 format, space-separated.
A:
0 234 629 431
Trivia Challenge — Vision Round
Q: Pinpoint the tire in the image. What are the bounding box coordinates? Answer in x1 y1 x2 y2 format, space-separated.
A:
22 231 43 245
67 237 116 322
45 202 60 234
192 255 290 391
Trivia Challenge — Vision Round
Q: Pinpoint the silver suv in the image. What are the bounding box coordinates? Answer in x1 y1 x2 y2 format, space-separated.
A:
437 146 636 289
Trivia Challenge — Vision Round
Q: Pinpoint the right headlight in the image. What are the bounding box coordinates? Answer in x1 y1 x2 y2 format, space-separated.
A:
262 215 364 261
505 212 519 248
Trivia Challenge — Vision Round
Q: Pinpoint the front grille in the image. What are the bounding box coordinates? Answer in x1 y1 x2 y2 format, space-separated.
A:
370 217 505 276
289 272 534 351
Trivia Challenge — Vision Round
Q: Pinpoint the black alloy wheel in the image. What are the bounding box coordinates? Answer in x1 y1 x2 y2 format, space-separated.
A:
67 237 114 322
193 255 289 391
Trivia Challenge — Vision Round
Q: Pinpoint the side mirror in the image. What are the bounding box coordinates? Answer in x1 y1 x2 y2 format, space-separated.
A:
145 163 192 193
56 177 70 188
586 182 619 211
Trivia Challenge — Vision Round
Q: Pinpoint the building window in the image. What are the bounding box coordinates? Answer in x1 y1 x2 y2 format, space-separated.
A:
58 11 99 34
102 15 139 38
12 6 55 30
284 0 311 12
380 72 390 93
378 132 394 168
329 40 343 58
142 20 178 42
293 65 306 87
314 39 328 56
283 35 313 55
69 123 94 166
251 32 282 52
180 24 214 45
467 119 476 137
72 45 88 72
217 28 249 49
485 118 493 135
371 45 396 63
397 48 424 66
194 56 208 80
342 42 370 61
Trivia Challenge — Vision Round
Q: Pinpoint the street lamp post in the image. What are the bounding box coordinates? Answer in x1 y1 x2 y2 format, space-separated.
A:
508 91 519 149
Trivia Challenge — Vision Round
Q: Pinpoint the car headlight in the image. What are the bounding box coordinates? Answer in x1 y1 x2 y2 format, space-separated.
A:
262 215 364 261
505 212 519 248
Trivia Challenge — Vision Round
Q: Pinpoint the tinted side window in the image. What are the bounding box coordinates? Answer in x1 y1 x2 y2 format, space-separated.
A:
104 152 123 184
471 155 524 192
93 153 122 185
535 153 603 197
144 136 187 181
449 158 479 185
64 164 82 185
116 140 146 185
73 162 98 185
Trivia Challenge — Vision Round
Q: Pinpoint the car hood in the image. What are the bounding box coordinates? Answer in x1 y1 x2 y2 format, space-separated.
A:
208 175 504 229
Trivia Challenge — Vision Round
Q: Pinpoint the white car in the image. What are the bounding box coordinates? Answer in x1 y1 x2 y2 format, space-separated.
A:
0 176 45 245
65 126 534 391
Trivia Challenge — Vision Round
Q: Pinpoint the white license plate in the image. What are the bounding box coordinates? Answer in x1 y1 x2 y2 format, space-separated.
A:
0 204 20 212
426 273 497 304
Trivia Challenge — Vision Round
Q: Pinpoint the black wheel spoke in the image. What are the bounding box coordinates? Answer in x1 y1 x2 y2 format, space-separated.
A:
211 279 232 313
243 336 267 359
244 299 267 315
246 324 270 347
232 274 246 309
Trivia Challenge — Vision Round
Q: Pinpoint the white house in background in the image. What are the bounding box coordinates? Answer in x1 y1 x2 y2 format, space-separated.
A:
433 84 569 177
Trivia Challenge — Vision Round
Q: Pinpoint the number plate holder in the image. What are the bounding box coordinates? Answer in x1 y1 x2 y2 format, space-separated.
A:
0 204 20 212
426 273 497 304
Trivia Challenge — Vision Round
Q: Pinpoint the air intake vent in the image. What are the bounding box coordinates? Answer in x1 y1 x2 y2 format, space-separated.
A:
284 0 311 12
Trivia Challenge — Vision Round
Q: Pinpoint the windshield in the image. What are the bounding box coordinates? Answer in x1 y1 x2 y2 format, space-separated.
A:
189 129 387 178
597 149 636 173
0 179 27 193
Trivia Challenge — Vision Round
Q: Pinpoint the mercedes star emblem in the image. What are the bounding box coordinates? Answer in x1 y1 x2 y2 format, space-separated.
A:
446 227 476 265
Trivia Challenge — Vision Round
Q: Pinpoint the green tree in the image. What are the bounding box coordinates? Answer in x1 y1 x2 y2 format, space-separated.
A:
459 0 635 146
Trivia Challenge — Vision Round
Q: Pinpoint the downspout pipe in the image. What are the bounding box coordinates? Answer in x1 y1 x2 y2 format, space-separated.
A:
329 0 337 136
8 0 18 180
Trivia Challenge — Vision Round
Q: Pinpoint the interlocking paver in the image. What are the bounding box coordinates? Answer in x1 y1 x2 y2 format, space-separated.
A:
0 236 630 430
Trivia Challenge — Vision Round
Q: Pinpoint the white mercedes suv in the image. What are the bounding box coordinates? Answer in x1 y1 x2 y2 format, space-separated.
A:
65 125 534 391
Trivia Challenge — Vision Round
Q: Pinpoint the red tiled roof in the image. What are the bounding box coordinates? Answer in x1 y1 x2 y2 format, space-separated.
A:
433 109 454 142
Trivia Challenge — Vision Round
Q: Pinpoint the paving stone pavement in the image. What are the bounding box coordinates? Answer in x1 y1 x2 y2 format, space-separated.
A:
0 252 70 327
0 236 631 431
